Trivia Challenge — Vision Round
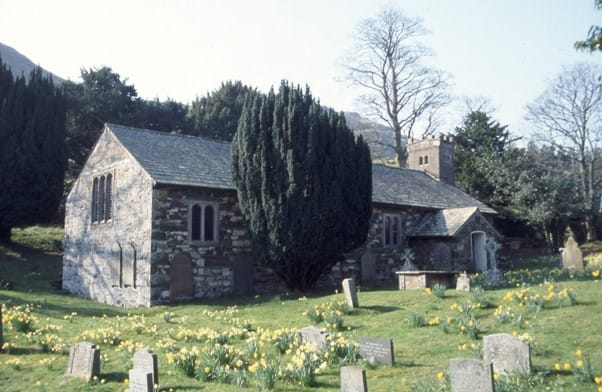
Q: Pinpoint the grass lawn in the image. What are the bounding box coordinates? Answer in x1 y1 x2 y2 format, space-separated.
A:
1 226 602 391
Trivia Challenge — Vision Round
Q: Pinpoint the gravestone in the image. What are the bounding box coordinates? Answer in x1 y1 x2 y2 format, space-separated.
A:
455 272 470 292
111 241 122 287
128 368 153 392
430 243 452 271
170 252 194 300
485 238 501 270
340 366 368 392
360 249 376 283
342 278 359 308
133 348 158 385
296 326 329 350
122 243 136 287
359 337 394 366
65 341 101 378
449 358 494 392
561 235 584 272
232 255 253 295
483 333 531 374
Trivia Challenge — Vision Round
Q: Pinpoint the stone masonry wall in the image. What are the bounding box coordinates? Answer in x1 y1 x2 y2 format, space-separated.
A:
150 186 257 303
63 130 153 307
315 204 425 289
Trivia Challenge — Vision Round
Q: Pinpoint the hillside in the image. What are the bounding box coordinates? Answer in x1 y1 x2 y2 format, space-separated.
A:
344 111 396 163
0 42 64 84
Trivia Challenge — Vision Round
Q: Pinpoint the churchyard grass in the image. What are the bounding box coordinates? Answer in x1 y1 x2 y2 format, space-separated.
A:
1 227 602 391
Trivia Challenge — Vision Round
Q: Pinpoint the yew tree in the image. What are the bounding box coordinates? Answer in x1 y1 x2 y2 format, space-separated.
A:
232 82 372 291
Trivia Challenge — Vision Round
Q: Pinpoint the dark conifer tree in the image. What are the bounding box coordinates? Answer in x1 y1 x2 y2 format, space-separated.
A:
232 81 372 291
0 62 66 240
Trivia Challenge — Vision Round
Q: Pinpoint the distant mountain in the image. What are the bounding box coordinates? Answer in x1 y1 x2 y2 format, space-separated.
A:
344 111 396 163
0 42 64 84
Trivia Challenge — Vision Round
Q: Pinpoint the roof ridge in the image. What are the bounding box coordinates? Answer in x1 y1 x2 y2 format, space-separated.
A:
106 123 233 146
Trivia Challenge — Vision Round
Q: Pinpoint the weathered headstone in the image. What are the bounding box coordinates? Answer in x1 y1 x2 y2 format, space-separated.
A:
455 272 470 292
561 235 584 272
483 333 531 375
128 368 153 392
360 249 376 283
297 326 329 350
359 337 394 366
133 348 159 385
123 243 137 287
430 243 452 271
170 252 194 300
342 278 359 308
65 341 101 378
111 241 122 287
340 366 368 392
485 238 501 270
449 358 494 392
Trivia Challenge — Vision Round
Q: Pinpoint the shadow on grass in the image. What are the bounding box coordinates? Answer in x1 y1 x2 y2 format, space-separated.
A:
158 385 204 390
360 305 401 313
101 371 128 383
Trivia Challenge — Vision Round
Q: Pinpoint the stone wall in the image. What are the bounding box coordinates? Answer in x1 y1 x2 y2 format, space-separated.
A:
315 204 425 289
63 130 153 307
150 186 259 303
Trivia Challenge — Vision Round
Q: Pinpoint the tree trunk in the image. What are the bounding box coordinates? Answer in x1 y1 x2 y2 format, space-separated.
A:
585 213 596 242
0 226 12 242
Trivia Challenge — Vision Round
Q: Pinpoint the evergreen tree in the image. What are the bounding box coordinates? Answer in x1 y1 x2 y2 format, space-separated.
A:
190 80 256 141
232 81 372 291
0 62 66 240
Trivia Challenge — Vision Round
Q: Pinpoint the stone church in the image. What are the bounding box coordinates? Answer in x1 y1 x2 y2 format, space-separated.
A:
62 123 499 307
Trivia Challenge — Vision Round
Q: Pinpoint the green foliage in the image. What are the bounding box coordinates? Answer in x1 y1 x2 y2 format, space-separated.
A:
0 59 66 240
232 81 372 291
190 80 256 141
574 0 602 52
64 66 142 176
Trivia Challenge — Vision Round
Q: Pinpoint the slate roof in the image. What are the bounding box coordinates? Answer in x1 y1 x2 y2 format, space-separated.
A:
107 124 495 214
406 207 479 238
371 164 496 214
109 123 234 190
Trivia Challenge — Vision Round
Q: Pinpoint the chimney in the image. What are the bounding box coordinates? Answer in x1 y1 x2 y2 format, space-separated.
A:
407 135 455 185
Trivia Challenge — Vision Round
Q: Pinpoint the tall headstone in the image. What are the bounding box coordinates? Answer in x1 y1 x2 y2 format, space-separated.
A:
561 235 584 272
170 252 194 300
430 243 452 271
360 249 376 283
65 341 101 378
342 278 359 308
485 238 501 270
133 348 158 385
359 337 394 366
483 333 531 375
449 358 494 392
340 366 368 392
297 326 329 350
128 368 153 392
455 272 470 292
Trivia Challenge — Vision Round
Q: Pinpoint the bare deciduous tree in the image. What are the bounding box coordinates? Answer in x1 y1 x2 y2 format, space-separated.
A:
341 6 449 167
526 62 602 241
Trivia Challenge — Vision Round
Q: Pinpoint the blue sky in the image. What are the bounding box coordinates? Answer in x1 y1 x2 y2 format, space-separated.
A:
0 0 600 138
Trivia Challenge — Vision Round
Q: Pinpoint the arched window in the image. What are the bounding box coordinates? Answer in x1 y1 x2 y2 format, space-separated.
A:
105 174 112 221
92 178 99 223
191 204 201 241
99 176 106 222
383 213 402 247
424 155 429 164
189 200 219 243
204 205 214 241
419 156 423 165
392 216 399 245
91 173 114 224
